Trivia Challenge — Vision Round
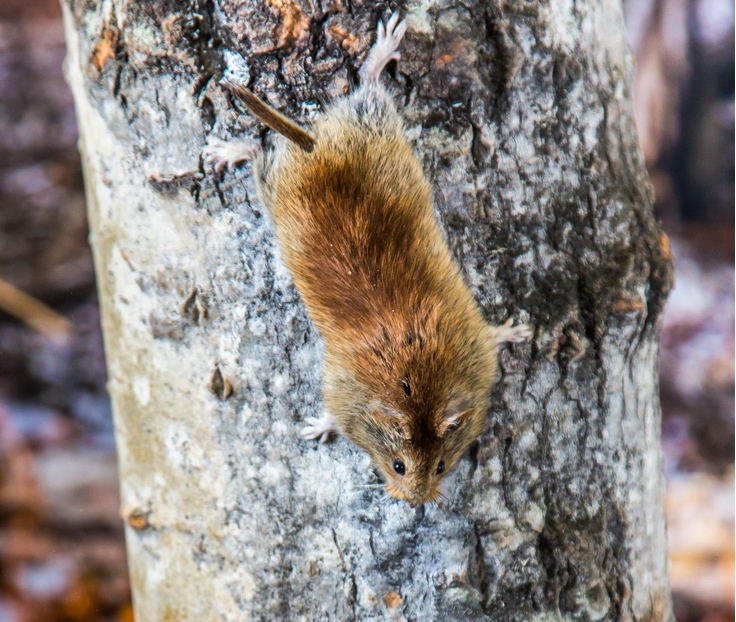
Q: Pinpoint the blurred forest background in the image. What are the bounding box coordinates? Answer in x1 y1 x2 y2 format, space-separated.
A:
0 0 732 620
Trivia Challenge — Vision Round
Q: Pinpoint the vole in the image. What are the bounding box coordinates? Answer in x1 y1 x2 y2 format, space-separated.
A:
203 12 531 506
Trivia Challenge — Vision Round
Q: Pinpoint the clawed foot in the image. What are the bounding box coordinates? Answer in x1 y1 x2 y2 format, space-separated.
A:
203 136 260 173
493 319 533 347
301 412 337 443
360 11 408 84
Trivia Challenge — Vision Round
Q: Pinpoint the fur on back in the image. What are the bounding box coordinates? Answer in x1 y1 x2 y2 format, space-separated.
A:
253 84 496 442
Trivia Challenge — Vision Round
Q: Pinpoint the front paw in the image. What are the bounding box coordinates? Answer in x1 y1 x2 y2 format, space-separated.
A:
300 413 337 443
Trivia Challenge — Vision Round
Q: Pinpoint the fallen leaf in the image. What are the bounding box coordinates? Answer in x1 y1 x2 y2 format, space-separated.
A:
91 27 118 71
384 591 403 608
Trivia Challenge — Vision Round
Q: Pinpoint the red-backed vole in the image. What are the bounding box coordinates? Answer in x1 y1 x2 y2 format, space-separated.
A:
204 12 531 506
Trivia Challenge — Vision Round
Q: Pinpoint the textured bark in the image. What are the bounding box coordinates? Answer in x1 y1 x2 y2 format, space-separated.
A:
62 0 674 620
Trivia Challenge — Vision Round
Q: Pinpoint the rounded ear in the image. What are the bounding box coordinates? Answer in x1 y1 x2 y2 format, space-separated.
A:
437 399 472 437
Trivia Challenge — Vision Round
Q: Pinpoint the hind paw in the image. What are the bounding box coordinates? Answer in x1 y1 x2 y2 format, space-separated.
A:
203 137 259 173
360 11 408 84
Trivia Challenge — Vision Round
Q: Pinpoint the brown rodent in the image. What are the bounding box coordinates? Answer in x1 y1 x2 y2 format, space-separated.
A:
204 12 531 506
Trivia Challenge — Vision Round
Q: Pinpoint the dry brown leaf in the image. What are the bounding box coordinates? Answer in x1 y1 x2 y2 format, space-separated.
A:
91 27 118 71
384 591 403 608
613 297 646 313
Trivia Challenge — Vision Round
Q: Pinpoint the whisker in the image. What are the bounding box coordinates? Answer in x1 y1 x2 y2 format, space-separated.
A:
345 490 369 498
346 486 387 501
377 493 394 507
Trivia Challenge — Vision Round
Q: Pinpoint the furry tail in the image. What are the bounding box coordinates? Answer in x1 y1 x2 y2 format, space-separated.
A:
223 80 316 153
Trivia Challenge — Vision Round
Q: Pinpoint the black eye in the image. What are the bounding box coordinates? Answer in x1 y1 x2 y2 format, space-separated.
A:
393 459 405 475
436 460 445 475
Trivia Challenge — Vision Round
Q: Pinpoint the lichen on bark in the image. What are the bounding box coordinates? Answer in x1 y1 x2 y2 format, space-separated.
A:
63 0 673 620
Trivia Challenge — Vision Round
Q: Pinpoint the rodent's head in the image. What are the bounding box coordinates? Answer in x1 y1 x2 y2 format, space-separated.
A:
360 399 485 506
322 310 500 506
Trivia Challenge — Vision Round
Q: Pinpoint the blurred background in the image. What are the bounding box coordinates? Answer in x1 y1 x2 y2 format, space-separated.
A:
0 0 732 620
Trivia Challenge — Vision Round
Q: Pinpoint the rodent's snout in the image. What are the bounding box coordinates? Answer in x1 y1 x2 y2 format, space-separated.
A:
404 488 440 507
385 478 439 506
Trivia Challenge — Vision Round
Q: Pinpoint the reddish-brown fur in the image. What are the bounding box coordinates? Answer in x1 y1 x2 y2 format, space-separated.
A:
256 87 515 505
207 15 529 505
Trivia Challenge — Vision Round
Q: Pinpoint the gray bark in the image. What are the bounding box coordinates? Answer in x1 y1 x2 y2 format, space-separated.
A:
62 0 674 620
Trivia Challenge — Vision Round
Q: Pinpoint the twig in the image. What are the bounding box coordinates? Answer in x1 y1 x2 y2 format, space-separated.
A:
0 277 74 344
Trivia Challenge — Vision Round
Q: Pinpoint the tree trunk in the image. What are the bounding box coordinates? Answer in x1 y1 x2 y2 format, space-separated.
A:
62 0 674 620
